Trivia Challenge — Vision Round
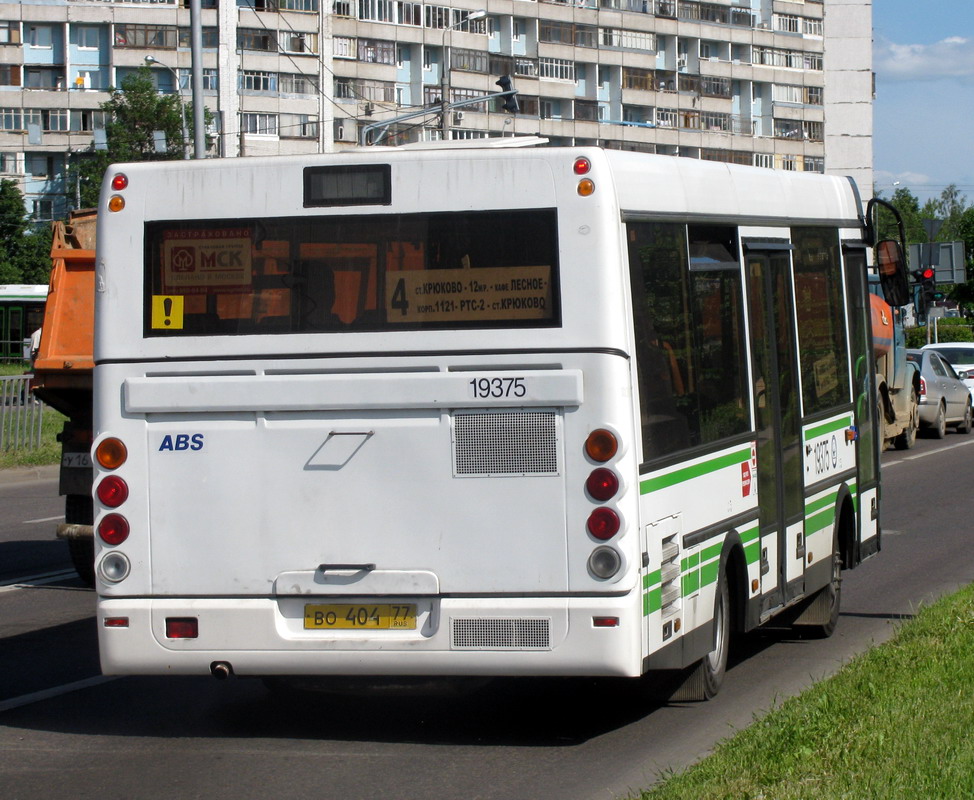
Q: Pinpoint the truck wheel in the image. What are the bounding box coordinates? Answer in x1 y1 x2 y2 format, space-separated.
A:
670 570 730 702
65 494 95 587
893 389 919 450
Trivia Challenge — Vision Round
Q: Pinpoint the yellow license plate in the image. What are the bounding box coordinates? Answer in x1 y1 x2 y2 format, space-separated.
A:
304 603 417 630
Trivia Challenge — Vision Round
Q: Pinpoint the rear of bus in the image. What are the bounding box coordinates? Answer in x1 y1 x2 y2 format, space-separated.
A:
93 148 646 679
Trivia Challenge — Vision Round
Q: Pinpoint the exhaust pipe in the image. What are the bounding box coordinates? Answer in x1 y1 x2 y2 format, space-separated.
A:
210 661 233 680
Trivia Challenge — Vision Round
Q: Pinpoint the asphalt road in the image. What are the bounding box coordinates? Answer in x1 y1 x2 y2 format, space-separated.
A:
1 436 972 800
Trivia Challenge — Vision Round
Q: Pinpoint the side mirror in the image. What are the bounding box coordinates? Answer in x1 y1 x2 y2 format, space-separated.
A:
876 239 911 307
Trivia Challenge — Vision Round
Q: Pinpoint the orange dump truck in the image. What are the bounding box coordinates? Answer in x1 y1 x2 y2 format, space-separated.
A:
31 209 97 584
868 279 920 451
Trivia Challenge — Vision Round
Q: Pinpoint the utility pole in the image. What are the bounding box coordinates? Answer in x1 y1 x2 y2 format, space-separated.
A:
439 10 486 141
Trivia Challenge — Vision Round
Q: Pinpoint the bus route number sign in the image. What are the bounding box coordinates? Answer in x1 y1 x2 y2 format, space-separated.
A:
385 265 552 324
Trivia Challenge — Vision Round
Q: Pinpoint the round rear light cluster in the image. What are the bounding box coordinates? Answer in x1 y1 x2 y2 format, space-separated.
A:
583 428 623 579
95 437 131 581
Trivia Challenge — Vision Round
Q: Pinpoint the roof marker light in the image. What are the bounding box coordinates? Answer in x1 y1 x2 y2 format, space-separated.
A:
111 173 128 191
573 157 591 175
577 179 595 197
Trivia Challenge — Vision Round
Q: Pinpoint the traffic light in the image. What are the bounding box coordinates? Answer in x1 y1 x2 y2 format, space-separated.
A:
920 266 937 304
495 75 519 114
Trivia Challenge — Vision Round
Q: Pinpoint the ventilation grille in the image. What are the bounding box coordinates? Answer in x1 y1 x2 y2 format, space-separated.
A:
453 410 558 476
451 618 551 650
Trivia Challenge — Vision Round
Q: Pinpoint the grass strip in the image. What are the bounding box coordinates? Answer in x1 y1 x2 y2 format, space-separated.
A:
636 583 974 799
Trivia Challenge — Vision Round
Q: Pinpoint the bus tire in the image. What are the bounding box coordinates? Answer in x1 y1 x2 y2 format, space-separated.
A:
670 570 730 702
65 493 95 587
794 529 842 639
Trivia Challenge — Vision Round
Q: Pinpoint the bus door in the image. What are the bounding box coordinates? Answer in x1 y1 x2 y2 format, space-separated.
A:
843 245 880 556
746 247 806 609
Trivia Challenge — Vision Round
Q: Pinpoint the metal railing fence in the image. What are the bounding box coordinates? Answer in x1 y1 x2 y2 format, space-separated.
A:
0 375 45 451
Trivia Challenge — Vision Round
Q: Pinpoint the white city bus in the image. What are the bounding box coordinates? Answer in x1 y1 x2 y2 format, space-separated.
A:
92 144 907 699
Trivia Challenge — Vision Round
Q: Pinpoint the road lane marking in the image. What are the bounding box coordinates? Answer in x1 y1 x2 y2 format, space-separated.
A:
883 437 974 467
23 515 65 524
0 676 117 714
0 569 78 593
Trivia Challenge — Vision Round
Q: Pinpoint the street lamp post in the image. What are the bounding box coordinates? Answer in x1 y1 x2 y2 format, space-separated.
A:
144 55 190 159
439 10 487 141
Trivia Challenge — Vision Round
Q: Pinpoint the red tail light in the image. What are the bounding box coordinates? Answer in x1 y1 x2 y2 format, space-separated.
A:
586 468 619 501
96 475 129 507
587 507 620 540
919 377 926 396
98 513 130 545
166 618 199 639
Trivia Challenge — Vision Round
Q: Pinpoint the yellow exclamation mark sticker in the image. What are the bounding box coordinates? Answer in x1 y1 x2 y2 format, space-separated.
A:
151 295 184 330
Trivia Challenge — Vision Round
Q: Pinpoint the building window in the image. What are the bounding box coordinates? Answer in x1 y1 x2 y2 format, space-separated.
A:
538 58 575 82
451 48 487 73
178 27 219 48
241 112 278 135
74 26 101 49
70 110 108 132
397 1 422 25
240 71 276 92
0 108 22 130
24 68 65 90
357 39 396 64
280 73 319 94
334 36 355 59
27 25 54 48
361 0 396 23
281 31 318 54
280 113 318 138
115 24 178 48
27 154 55 177
0 153 17 173
238 28 276 51
26 108 69 132
803 156 824 173
178 67 218 90
754 153 773 169
0 65 20 86
33 199 55 221
0 22 21 45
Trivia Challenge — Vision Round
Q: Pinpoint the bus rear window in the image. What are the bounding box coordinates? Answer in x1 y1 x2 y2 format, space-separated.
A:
143 209 559 336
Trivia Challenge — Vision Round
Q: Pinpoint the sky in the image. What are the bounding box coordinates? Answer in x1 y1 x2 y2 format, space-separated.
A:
872 0 974 206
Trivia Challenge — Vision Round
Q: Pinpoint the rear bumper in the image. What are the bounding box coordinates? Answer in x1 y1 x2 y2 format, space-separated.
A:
98 594 644 678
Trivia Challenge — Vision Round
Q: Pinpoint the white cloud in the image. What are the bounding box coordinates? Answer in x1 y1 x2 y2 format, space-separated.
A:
874 34 974 82
875 35 974 81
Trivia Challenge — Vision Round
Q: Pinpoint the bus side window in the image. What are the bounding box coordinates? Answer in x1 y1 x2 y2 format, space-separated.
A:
628 222 750 464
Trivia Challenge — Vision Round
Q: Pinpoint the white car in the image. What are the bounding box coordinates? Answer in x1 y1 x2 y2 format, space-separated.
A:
922 343 974 402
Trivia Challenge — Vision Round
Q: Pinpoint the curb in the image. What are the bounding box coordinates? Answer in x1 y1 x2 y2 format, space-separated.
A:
0 464 60 486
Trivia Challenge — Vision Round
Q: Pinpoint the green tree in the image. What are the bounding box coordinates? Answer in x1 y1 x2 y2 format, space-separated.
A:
74 67 212 207
0 179 53 284
876 187 926 244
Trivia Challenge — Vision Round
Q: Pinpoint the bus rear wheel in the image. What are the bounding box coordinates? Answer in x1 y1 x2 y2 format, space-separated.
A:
671 570 730 702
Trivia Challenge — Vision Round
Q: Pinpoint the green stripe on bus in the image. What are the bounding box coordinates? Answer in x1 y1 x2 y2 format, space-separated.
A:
701 560 720 587
682 553 700 572
643 569 661 590
805 492 838 515
804 417 853 441
645 587 662 615
740 525 760 544
744 541 760 564
683 571 700 595
702 542 723 563
805 508 835 536
640 447 751 494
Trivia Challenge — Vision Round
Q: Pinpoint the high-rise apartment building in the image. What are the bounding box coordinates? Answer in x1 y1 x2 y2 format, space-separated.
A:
0 0 871 220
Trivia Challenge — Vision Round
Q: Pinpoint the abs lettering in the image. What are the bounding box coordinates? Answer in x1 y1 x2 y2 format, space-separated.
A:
174 434 191 451
191 434 204 451
159 435 174 451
